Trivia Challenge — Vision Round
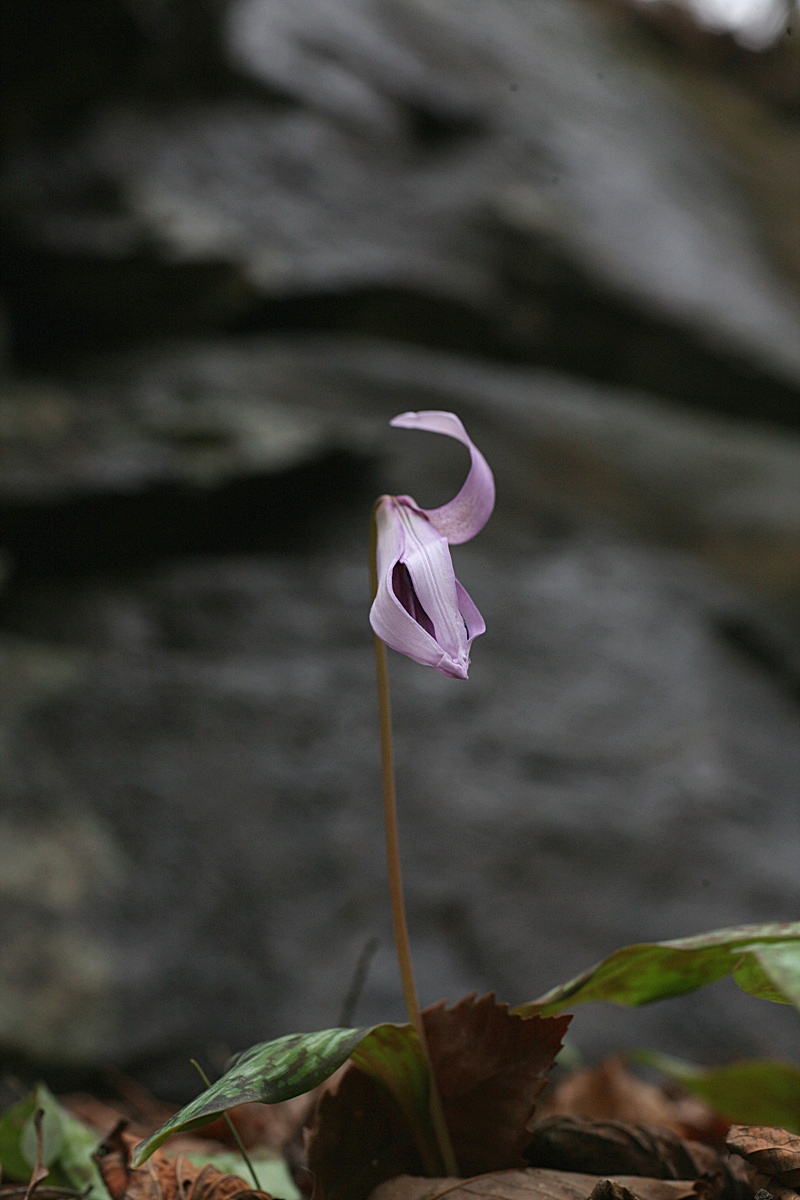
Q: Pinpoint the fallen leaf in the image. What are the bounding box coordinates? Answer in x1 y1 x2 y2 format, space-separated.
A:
22 1110 50 1200
424 995 572 1177
308 1065 420 1200
586 1182 642 1200
61 1097 172 1144
538 1059 685 1131
368 1167 708 1200
308 996 570 1200
93 1123 274 1200
0 1189 87 1200
524 1117 735 1199
725 1124 800 1197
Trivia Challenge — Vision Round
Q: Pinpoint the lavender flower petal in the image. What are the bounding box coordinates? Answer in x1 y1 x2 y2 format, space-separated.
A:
370 496 483 679
389 411 495 545
370 412 493 678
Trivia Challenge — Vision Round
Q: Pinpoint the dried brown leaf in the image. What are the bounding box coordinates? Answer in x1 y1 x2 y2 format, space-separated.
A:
524 1117 739 1200
93 1122 274 1200
308 996 569 1200
62 1096 173 1143
368 1166 708 1200
538 1060 690 1133
725 1124 800 1197
307 1066 421 1200
425 996 572 1177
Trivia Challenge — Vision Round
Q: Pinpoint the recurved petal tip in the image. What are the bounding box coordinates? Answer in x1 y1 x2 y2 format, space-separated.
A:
389 410 494 545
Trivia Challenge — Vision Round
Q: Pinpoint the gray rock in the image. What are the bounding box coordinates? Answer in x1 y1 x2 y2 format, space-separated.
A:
0 370 336 501
4 0 800 418
0 360 372 577
13 335 795 600
1 534 797 1084
225 0 800 379
1 337 798 1089
316 337 800 606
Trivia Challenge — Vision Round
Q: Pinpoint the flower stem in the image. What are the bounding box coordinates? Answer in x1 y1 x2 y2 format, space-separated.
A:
370 514 459 1179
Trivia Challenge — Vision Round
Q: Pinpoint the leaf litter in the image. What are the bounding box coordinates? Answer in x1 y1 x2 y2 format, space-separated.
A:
0 1085 300 1200
536 1058 730 1148
726 1126 800 1198
93 1123 276 1200
368 1168 717 1200
2 1043 798 1200
3 957 799 1200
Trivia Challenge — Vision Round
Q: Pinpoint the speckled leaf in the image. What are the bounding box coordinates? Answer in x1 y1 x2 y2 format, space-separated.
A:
635 1050 800 1133
514 923 800 1017
133 1024 411 1166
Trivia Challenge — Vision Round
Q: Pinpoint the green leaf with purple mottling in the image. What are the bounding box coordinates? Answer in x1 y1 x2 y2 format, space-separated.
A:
514 923 800 1017
133 1022 433 1169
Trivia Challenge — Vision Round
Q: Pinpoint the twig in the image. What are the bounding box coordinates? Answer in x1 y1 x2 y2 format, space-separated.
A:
337 936 380 1028
23 1111 50 1200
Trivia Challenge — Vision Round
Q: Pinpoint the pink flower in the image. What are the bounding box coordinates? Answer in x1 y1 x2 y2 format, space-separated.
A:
369 411 495 679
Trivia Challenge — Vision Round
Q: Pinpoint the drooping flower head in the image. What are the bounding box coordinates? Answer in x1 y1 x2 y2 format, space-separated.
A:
369 411 495 680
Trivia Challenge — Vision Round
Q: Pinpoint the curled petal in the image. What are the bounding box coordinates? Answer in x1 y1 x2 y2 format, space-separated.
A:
389 411 495 545
369 495 485 679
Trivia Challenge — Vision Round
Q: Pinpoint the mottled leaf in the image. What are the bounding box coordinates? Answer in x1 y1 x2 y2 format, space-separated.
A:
514 923 800 1017
350 1023 436 1169
635 1051 800 1133
133 1025 402 1165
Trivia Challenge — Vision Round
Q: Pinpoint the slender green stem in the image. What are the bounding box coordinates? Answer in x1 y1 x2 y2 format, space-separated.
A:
370 511 459 1178
189 1059 262 1191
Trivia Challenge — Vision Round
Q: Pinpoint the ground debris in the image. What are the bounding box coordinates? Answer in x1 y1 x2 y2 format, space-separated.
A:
525 1116 750 1200
368 1165 717 1200
726 1125 800 1199
92 1123 274 1200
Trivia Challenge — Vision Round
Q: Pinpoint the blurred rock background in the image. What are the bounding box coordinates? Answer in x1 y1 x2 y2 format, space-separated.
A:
0 0 798 1097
